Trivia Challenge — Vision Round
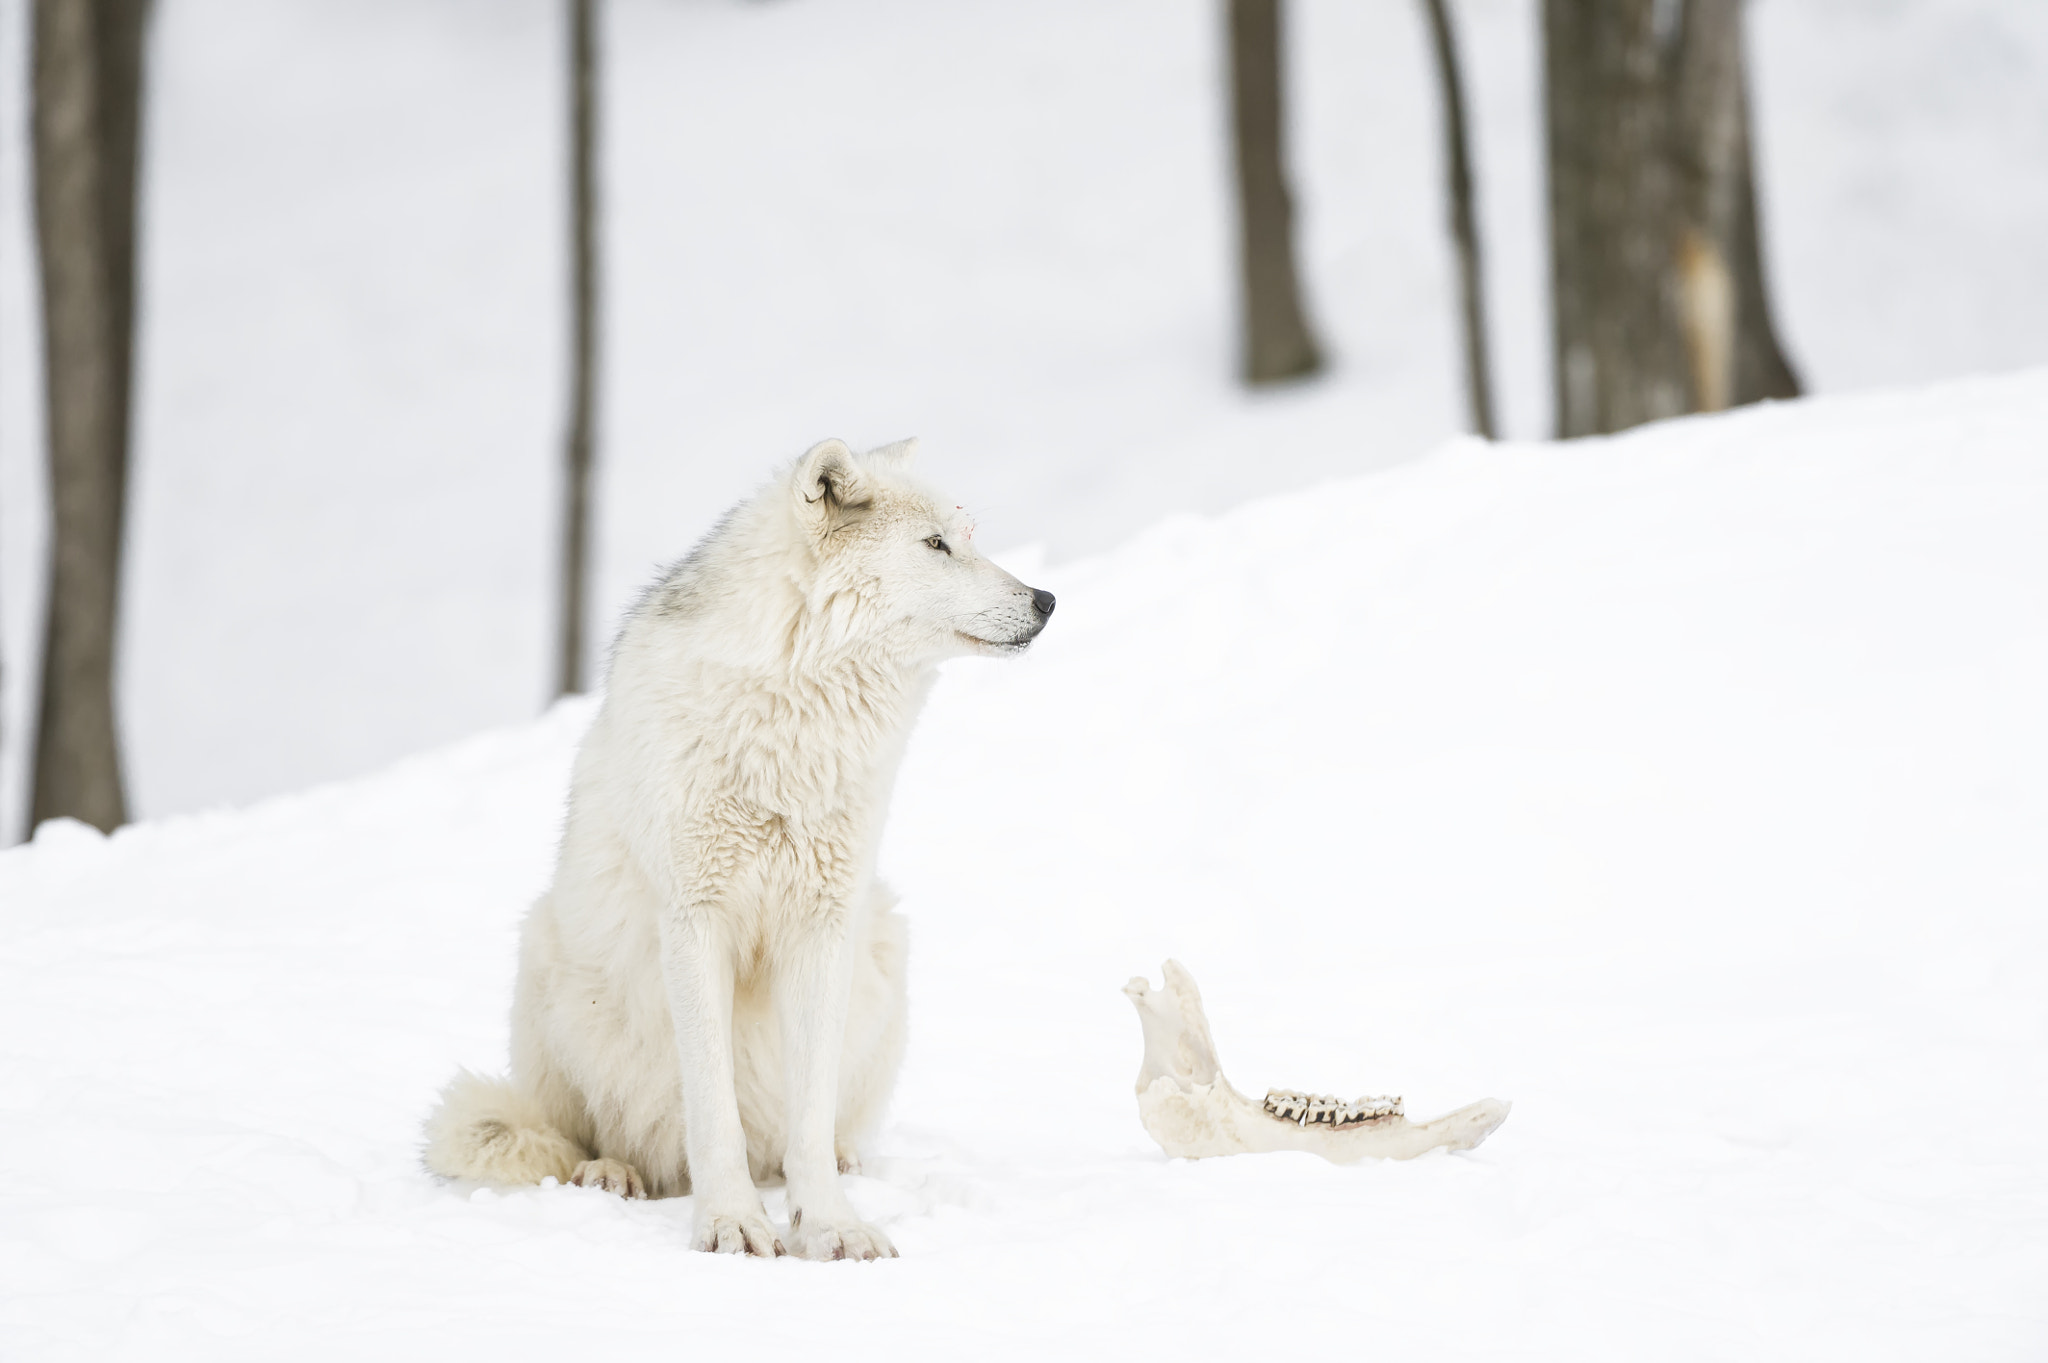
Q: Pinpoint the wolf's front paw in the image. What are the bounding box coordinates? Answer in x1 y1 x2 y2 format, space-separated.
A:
569 1158 646 1199
691 1206 784 1257
787 1207 897 1262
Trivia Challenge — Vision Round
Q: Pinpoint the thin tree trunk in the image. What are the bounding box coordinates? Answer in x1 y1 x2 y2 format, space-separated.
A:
1544 0 1797 438
1228 0 1321 385
556 0 599 697
30 0 147 833
1421 0 1496 439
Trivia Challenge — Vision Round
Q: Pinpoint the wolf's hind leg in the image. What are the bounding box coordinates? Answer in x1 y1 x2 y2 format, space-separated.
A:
569 1157 646 1198
423 1070 587 1187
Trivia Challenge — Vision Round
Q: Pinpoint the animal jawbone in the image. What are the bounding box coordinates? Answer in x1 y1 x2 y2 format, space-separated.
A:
1122 960 1510 1163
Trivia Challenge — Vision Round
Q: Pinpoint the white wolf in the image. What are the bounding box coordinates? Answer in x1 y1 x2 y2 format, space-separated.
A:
424 438 1053 1260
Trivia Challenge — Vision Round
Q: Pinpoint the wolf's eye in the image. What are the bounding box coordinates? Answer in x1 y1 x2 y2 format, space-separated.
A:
924 535 949 553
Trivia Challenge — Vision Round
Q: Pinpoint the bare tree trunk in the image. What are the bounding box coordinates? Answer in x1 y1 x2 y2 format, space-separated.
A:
556 0 599 697
1544 0 1687 438
1228 0 1321 385
30 0 147 833
1544 0 1797 439
1670 0 1799 408
1421 0 1496 439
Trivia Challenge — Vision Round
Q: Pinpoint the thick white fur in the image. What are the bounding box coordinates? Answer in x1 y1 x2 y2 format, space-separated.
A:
424 438 1051 1260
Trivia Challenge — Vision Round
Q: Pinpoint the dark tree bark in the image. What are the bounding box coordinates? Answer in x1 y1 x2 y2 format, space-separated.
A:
1228 0 1321 385
1670 0 1800 409
30 0 148 833
1544 0 1798 438
1544 0 1687 436
556 0 599 697
1421 0 1496 439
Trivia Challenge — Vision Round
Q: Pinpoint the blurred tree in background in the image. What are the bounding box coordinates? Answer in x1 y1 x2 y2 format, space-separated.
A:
1421 0 1495 439
30 0 149 833
1545 0 1799 437
556 0 600 698
1227 0 1321 386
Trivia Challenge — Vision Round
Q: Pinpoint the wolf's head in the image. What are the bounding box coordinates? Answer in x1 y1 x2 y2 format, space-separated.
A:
788 437 1053 662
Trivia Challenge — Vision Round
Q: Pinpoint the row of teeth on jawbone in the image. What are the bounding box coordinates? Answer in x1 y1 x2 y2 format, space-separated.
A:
1263 1089 1404 1128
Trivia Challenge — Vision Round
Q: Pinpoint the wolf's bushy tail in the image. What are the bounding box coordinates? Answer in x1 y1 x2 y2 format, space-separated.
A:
423 1070 586 1186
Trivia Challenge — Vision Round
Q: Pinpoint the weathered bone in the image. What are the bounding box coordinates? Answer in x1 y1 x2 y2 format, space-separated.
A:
1123 960 1510 1162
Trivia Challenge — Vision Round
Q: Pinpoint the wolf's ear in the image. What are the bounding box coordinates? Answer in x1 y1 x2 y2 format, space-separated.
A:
866 436 920 472
793 437 871 538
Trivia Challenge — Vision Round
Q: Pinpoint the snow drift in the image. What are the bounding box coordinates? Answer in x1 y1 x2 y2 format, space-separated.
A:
4 371 2046 1359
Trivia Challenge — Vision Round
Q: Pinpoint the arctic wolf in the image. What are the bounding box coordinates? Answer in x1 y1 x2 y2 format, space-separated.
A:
424 438 1053 1260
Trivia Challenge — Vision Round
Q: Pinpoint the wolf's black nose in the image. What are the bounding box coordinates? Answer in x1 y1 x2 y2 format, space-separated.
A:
1031 588 1056 618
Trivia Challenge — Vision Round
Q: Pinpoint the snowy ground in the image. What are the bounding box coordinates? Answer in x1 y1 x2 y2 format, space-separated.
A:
4 370 2045 1358
4 0 2048 825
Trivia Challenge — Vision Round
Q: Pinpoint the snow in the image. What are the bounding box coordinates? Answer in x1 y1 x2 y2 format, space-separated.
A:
5 0 2048 824
5 368 2045 1358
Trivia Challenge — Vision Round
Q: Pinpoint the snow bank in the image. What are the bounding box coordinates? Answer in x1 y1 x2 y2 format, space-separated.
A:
4 371 2046 1358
